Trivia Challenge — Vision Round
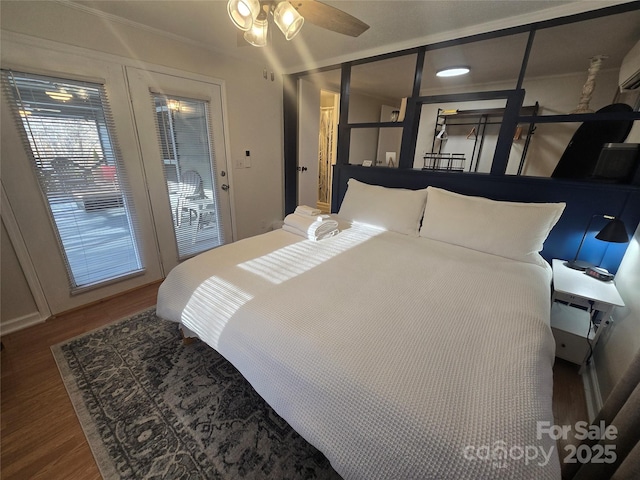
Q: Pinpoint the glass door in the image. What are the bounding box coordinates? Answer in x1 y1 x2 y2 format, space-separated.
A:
126 68 233 273
1 59 164 315
153 94 225 258
3 70 144 291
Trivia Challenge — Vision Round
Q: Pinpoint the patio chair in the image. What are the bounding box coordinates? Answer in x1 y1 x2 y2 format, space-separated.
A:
175 170 204 226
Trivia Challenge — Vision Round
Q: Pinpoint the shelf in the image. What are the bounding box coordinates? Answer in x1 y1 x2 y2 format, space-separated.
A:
431 102 539 174
422 153 465 171
347 121 405 128
438 105 539 126
517 110 640 124
439 105 538 119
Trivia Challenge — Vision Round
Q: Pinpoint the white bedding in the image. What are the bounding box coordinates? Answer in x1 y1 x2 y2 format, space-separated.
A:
157 220 560 479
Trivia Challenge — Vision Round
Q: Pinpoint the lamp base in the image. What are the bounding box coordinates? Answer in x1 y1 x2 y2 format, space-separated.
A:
564 260 594 271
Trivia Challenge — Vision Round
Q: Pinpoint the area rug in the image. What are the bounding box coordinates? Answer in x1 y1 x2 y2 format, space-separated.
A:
52 308 341 479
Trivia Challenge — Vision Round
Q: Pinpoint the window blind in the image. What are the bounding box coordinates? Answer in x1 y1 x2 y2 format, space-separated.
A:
152 94 224 259
2 69 144 291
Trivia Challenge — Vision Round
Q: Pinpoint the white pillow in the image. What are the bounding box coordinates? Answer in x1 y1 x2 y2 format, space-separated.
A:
338 179 428 236
419 187 565 263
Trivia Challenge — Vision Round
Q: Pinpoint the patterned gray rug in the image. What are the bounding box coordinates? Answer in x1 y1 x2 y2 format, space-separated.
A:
52 308 341 479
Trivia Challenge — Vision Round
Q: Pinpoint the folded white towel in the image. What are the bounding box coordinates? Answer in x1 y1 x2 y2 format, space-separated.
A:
283 213 339 241
295 205 322 216
283 224 338 241
284 213 329 230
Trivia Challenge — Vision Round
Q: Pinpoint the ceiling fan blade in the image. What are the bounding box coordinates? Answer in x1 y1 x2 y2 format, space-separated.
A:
293 1 369 37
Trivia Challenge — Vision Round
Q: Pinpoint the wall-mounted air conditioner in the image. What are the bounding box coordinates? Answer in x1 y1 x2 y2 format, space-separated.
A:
619 39 640 91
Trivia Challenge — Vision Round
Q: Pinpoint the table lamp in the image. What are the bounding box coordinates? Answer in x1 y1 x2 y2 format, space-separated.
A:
565 215 629 271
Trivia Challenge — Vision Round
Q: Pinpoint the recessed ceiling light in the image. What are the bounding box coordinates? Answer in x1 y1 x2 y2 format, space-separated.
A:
436 67 470 78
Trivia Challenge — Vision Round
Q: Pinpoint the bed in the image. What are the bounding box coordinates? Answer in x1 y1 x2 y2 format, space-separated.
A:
157 182 566 479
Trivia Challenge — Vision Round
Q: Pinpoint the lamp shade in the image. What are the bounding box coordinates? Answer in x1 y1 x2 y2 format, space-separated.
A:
273 1 304 40
244 15 268 47
227 0 260 31
595 218 629 243
565 215 630 271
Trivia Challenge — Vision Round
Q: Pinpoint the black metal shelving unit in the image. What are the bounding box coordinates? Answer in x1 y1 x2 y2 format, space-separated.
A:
427 102 539 173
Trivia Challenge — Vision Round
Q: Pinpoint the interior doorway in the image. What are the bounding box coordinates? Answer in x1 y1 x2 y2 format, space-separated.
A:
297 79 339 213
317 90 339 213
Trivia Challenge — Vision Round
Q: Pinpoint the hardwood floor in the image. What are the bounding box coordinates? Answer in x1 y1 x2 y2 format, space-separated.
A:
552 358 591 465
1 283 159 480
1 286 589 479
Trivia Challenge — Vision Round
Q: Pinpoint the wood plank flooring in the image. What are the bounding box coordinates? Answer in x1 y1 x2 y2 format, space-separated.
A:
552 358 591 463
1 284 589 479
1 282 159 480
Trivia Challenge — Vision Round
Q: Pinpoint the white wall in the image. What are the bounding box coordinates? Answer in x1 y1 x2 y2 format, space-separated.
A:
593 223 640 401
376 105 402 167
348 92 391 165
1 219 38 325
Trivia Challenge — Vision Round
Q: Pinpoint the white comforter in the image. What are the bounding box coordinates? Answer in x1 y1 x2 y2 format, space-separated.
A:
157 221 560 479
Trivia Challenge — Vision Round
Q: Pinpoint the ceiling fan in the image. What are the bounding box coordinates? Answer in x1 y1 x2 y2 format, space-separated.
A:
228 0 370 47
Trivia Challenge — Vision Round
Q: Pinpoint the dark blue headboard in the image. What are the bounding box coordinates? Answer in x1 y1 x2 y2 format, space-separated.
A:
332 165 640 273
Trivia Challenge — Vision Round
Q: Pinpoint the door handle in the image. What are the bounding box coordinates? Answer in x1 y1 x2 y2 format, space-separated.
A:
221 184 229 191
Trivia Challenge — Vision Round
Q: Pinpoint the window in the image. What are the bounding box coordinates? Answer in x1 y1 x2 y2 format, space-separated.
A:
152 94 224 259
2 70 144 291
156 103 180 185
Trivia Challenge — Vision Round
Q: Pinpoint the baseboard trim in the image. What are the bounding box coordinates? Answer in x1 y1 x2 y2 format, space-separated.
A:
582 362 604 422
1 311 47 336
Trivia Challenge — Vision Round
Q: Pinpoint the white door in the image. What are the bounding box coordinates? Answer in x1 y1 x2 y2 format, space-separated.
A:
1 61 164 315
298 80 338 212
126 67 234 273
298 77 321 209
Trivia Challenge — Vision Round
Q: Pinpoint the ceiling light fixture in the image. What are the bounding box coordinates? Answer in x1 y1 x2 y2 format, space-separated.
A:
45 88 73 102
273 1 304 40
227 0 261 31
436 67 470 78
228 0 304 46
244 8 269 47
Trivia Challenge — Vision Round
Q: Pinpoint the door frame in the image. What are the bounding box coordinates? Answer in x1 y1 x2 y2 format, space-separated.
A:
0 36 237 315
1 60 165 314
317 89 339 212
0 182 51 333
125 66 236 274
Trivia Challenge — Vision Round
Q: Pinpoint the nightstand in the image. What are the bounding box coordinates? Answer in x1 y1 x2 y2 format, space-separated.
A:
551 259 624 373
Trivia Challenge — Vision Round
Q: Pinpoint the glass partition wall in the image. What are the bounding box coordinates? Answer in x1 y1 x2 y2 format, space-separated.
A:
518 10 640 180
285 3 640 213
415 33 529 174
347 54 417 168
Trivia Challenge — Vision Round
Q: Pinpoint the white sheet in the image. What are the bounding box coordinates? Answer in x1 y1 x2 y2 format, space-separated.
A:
157 220 560 480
